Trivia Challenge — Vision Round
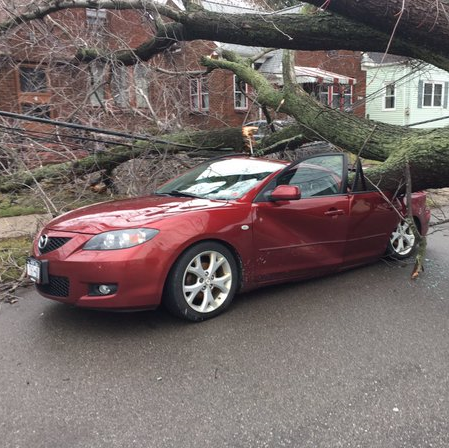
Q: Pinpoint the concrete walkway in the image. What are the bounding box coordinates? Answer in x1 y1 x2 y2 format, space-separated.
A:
0 213 52 239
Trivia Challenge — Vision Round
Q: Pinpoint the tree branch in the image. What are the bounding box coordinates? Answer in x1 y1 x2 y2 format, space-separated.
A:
3 2 449 71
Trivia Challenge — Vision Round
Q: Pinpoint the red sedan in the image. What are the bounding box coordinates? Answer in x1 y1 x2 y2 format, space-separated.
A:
27 153 430 321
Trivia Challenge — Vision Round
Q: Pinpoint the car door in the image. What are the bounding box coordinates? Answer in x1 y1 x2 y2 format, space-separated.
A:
343 164 400 266
251 154 350 284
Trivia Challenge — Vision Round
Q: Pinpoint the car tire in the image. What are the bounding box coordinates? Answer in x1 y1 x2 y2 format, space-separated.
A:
387 219 418 260
164 242 238 321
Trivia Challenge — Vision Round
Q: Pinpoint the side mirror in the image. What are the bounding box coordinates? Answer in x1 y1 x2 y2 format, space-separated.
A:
270 185 301 201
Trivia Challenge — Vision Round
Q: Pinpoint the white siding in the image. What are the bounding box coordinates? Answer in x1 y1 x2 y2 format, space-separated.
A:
363 62 449 128
364 64 409 126
408 66 449 128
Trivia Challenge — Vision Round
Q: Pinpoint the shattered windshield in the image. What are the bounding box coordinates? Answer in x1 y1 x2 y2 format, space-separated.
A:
156 158 284 200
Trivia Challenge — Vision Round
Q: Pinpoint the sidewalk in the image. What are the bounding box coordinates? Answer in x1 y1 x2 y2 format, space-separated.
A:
430 205 449 225
0 213 52 239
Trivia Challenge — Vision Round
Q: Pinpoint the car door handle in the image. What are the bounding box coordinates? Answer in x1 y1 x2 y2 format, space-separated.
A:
324 208 345 216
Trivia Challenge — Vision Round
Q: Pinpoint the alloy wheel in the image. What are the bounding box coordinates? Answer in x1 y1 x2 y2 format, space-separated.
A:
182 250 233 313
389 220 416 256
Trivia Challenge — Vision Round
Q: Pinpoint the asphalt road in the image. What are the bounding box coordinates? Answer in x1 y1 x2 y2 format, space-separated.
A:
1 224 448 448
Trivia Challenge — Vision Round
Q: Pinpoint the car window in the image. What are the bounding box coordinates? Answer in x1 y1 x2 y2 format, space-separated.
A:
276 154 343 198
156 158 284 200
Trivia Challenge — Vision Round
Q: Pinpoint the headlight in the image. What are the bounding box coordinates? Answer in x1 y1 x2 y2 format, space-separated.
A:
83 228 159 251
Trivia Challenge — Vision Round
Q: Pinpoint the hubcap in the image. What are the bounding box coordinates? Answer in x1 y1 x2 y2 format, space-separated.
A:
182 250 232 313
390 220 416 256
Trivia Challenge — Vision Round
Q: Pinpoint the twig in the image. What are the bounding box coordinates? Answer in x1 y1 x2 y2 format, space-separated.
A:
405 161 426 279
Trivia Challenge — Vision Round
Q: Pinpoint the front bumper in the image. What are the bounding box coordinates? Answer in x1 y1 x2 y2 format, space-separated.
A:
32 230 166 309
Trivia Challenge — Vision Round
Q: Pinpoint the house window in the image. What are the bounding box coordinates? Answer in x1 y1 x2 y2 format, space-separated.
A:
331 87 340 109
234 76 248 110
86 8 107 26
423 82 443 107
89 62 106 107
19 67 47 92
111 65 130 108
384 83 395 110
319 84 352 111
319 85 329 105
18 65 51 118
134 64 150 108
343 86 353 110
190 76 209 112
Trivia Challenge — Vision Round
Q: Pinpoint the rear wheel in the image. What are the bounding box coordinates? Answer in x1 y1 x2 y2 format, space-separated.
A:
387 219 418 259
164 242 238 321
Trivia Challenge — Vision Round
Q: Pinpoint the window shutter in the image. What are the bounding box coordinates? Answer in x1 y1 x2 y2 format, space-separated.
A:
417 80 423 108
444 82 449 108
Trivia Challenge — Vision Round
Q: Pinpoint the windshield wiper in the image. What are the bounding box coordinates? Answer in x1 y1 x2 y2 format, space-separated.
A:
158 190 202 198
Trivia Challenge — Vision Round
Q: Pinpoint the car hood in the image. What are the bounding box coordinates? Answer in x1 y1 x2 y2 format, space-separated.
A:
47 196 231 234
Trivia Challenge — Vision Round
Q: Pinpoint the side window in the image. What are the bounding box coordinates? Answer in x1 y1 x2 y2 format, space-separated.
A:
277 154 344 198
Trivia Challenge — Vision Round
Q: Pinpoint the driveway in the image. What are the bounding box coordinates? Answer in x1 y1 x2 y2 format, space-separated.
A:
0 222 448 448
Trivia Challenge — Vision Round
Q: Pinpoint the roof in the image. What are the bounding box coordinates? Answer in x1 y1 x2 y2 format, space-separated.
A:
215 43 265 59
202 0 265 13
295 66 356 85
362 52 410 66
258 50 356 84
258 49 283 74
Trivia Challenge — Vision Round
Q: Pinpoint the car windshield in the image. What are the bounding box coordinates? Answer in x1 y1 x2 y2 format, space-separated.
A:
156 157 284 200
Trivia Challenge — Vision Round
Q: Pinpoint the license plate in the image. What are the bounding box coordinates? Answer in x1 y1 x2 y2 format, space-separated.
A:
26 257 41 283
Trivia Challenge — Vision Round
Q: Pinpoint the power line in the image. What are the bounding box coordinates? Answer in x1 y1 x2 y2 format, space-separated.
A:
0 110 195 149
0 123 138 150
407 115 449 127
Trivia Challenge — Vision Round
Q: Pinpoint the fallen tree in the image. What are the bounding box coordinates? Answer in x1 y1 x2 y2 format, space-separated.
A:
201 49 449 192
0 127 246 193
1 0 448 195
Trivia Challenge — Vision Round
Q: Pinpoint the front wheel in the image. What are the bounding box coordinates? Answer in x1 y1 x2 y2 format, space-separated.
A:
387 219 418 260
164 242 238 321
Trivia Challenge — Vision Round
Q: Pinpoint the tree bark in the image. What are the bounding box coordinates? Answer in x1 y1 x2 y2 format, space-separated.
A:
306 0 449 58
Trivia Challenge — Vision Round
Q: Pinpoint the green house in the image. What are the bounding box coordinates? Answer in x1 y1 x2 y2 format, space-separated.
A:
362 53 449 128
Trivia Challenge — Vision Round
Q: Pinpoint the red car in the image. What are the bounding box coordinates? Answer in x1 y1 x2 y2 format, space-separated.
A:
27 153 430 321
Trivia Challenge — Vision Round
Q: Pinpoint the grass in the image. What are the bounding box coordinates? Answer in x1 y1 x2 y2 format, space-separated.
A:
0 236 32 284
0 183 111 218
0 205 46 218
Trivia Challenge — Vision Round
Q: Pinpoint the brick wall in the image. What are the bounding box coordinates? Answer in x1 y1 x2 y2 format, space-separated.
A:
0 8 366 167
295 50 366 117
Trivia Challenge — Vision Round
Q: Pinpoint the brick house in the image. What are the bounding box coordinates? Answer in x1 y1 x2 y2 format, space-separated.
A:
0 1 264 136
0 0 367 166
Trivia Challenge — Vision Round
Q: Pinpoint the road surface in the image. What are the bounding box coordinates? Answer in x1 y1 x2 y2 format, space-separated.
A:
1 223 448 447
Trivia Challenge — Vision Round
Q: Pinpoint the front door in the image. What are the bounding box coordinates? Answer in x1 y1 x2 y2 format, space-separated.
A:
252 154 350 284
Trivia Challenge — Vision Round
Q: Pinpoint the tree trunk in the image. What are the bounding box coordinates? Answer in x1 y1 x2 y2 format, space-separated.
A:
202 51 449 192
3 2 449 72
306 0 449 58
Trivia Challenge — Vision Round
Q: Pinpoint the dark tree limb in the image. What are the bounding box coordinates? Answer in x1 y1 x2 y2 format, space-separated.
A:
306 0 449 60
201 51 449 193
0 128 245 193
3 2 449 72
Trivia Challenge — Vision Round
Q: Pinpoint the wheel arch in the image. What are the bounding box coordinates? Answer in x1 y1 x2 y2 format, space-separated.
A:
162 238 245 295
